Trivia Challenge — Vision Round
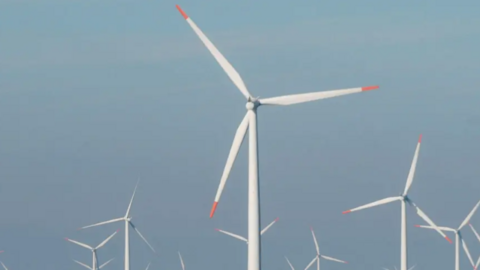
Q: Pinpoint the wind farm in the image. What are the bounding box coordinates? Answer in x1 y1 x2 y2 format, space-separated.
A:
1 1 480 270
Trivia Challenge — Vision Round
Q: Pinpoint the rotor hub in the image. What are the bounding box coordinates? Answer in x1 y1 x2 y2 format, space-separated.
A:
246 102 255 110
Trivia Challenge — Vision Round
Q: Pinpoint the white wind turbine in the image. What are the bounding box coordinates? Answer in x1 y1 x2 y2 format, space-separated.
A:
469 224 480 269
342 135 452 270
415 200 480 270
175 5 380 270
216 217 279 244
65 229 118 270
305 227 347 270
79 183 155 270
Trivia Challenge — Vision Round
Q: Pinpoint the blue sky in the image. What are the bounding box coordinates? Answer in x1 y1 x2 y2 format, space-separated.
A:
1 0 480 269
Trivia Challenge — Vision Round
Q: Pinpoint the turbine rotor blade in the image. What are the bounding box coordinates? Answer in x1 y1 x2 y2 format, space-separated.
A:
129 222 155 252
459 200 480 230
96 229 120 249
176 5 252 100
258 86 379 106
0 261 8 270
73 260 92 270
285 256 295 270
261 217 279 235
460 234 475 267
179 252 185 270
65 238 93 250
145 263 151 270
210 112 250 218
414 225 456 232
126 181 139 218
407 265 416 270
469 224 480 243
320 255 347 264
409 200 452 243
80 217 124 230
403 134 422 196
99 258 114 269
215 228 248 242
310 227 320 254
342 197 401 214
304 256 318 270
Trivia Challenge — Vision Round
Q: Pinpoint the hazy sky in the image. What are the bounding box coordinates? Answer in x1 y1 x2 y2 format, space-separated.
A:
1 0 480 269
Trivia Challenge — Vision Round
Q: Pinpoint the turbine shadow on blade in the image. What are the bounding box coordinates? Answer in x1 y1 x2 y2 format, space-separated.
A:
175 5 380 270
342 135 451 270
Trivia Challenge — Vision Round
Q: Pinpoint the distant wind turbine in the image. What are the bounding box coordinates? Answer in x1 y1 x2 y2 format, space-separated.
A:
79 182 156 270
342 135 451 270
415 199 480 270
175 5 380 270
305 227 347 270
215 218 279 244
65 229 118 270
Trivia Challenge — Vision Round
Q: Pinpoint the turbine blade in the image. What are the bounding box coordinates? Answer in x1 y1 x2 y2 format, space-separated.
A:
460 235 475 267
129 222 155 252
342 197 401 214
459 200 480 230
407 265 416 270
210 112 250 218
0 261 8 270
410 201 452 243
261 217 279 235
80 217 124 229
258 86 379 106
310 227 320 254
179 252 185 270
175 5 252 99
285 256 295 270
99 258 114 269
414 225 456 232
403 134 422 196
304 256 318 270
215 228 248 242
320 255 348 264
476 256 480 270
74 260 92 270
126 181 139 218
96 229 120 249
469 224 480 243
145 263 151 270
65 238 93 250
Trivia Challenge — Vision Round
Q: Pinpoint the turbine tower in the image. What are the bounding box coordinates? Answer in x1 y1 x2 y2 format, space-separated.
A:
65 229 118 270
342 135 452 270
79 182 155 270
415 200 480 270
216 217 278 244
175 5 380 270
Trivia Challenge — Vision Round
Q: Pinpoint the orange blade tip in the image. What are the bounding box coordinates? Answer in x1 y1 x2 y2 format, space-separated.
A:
445 236 452 243
214 228 220 231
361 85 379 91
418 134 423 143
210 201 218 218
342 210 351 214
175 5 189 20
275 217 279 222
414 225 421 227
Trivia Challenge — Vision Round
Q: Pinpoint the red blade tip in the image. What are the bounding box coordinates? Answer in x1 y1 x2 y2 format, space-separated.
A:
418 134 422 143
342 210 351 214
210 201 218 218
414 225 421 227
64 238 69 241
361 85 379 91
214 228 220 231
445 236 452 243
116 229 120 233
175 5 189 19
275 217 279 222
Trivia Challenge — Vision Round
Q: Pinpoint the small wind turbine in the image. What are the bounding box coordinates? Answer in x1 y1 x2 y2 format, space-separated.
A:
469 223 480 269
342 135 451 270
73 259 114 270
415 199 480 270
65 229 118 270
175 5 380 270
305 227 347 270
79 182 155 270
215 217 279 243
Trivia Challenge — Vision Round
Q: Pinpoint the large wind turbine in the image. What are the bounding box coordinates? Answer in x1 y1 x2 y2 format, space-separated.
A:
342 135 452 270
175 5 380 270
216 217 278 244
66 229 118 270
305 227 347 270
415 200 480 270
79 183 155 270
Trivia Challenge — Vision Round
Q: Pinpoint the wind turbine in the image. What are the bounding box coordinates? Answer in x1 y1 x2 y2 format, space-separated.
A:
175 5 380 270
305 227 347 270
342 135 452 270
79 183 155 270
73 259 115 270
470 224 480 269
66 229 118 270
179 252 185 270
216 217 279 243
415 200 480 270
